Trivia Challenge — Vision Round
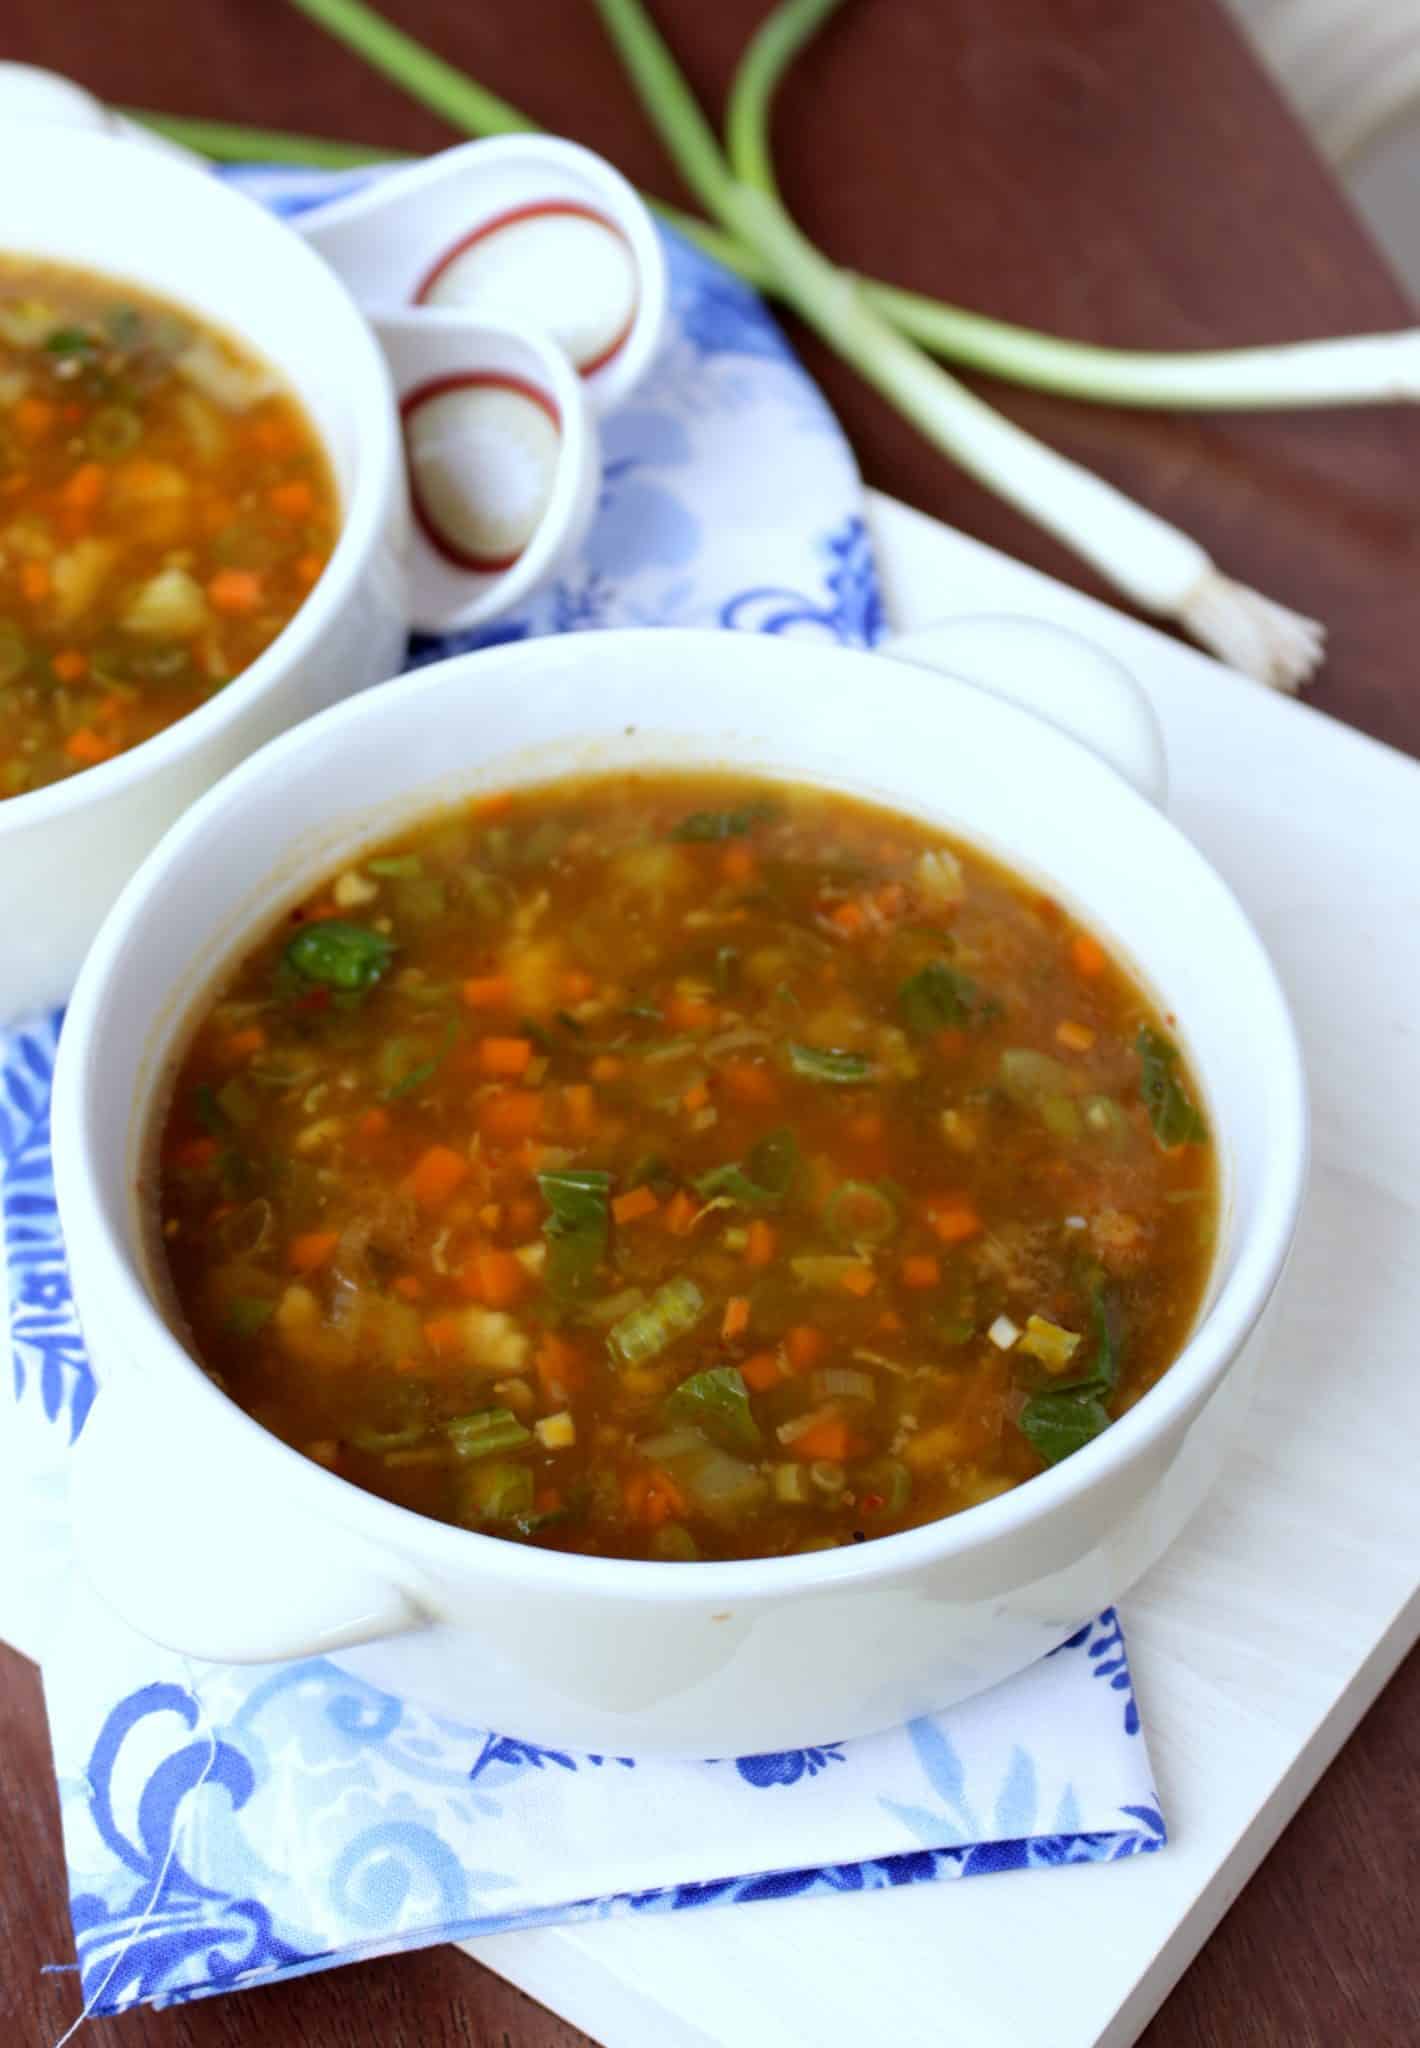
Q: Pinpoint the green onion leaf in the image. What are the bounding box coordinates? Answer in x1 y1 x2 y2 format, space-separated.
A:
692 1126 798 1207
538 1167 612 1301
609 1276 705 1366
446 1407 532 1459
282 919 394 996
786 1042 871 1085
662 1364 761 1455
670 801 775 842
1019 1388 1111 1465
1137 1027 1207 1147
898 959 978 1034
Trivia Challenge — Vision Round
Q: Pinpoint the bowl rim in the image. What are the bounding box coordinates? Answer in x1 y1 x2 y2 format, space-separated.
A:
53 627 1311 1610
0 125 401 838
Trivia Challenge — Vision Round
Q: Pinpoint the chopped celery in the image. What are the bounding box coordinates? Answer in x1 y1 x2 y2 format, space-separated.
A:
651 1523 700 1559
681 1446 768 1517
810 1366 875 1404
446 1407 532 1459
855 1457 912 1515
609 1276 705 1365
460 1459 535 1523
999 1047 1071 1105
349 1421 429 1452
773 1462 813 1504
825 1180 898 1248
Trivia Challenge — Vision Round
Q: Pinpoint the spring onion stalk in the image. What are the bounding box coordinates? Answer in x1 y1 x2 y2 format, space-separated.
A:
257 4 1420 416
706 0 1325 684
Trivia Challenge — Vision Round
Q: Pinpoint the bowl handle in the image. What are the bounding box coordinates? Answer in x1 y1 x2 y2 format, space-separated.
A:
71 1384 424 1664
879 614 1168 808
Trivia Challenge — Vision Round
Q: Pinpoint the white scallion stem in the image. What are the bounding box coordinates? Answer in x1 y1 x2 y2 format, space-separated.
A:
728 188 1323 687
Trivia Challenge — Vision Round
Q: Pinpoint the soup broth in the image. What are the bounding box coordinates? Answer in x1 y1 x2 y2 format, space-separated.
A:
157 772 1217 1562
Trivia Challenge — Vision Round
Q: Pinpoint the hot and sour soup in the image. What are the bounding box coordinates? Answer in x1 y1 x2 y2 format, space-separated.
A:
157 773 1216 1563
0 256 336 798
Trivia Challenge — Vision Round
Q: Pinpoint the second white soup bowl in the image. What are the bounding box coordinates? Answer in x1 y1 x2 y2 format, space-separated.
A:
53 625 1307 1757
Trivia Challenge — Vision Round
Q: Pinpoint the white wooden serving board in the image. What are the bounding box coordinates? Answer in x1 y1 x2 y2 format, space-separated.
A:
452 491 1420 2047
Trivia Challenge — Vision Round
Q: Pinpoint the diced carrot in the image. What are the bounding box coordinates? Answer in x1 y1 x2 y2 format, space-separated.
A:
460 1247 529 1309
288 1229 339 1274
508 1194 540 1235
423 1314 464 1358
222 1025 267 1062
95 692 129 724
784 1325 826 1374
829 900 864 936
1071 934 1106 978
295 551 326 586
721 1059 779 1107
269 478 315 519
358 1106 390 1138
169 1136 218 1172
561 967 595 1001
589 1054 624 1083
721 1295 752 1341
663 1188 698 1236
741 1348 781 1392
746 1218 777 1269
479 1036 534 1078
901 1254 941 1290
936 1029 967 1060
790 1417 855 1462
846 1109 884 1145
406 1144 471 1208
14 396 55 439
207 567 264 614
682 1080 711 1113
19 559 51 603
624 1466 685 1527
665 993 716 1033
613 1184 660 1226
839 1262 876 1297
393 1274 424 1301
479 1090 544 1146
473 789 513 819
926 1198 983 1244
462 974 511 1010
61 462 106 511
878 1309 904 1333
563 1082 595 1137
478 1202 502 1230
721 844 756 884
535 1332 585 1400
62 726 116 765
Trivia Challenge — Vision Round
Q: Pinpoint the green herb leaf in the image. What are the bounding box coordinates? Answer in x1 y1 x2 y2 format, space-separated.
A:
670 801 775 842
1019 1388 1111 1465
44 325 96 356
693 1127 798 1207
1137 1026 1207 1147
899 959 979 1035
538 1167 612 1301
663 1365 761 1455
381 1018 458 1101
282 919 394 997
786 1041 871 1085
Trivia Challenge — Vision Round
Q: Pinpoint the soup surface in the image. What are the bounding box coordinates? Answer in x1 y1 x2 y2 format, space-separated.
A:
0 257 336 798
158 773 1216 1562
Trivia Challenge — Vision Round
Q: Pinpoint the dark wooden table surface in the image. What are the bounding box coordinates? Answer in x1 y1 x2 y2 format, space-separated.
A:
3 2 1418 2043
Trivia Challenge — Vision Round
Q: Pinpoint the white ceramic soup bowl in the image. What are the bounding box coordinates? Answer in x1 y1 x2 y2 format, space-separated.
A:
0 125 408 1019
53 624 1307 1758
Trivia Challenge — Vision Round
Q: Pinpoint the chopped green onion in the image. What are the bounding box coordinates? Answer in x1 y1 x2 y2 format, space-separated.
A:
899 959 978 1034
786 1042 871 1085
1137 1027 1208 1147
282 919 394 996
609 1275 705 1365
856 1456 912 1515
222 1296 274 1338
662 1365 761 1454
538 1167 612 1301
824 1180 898 1248
446 1408 532 1459
693 1126 798 1207
1019 1389 1111 1465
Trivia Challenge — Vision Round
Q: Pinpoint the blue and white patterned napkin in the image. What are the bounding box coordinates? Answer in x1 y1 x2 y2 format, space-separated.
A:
0 171 1163 2023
